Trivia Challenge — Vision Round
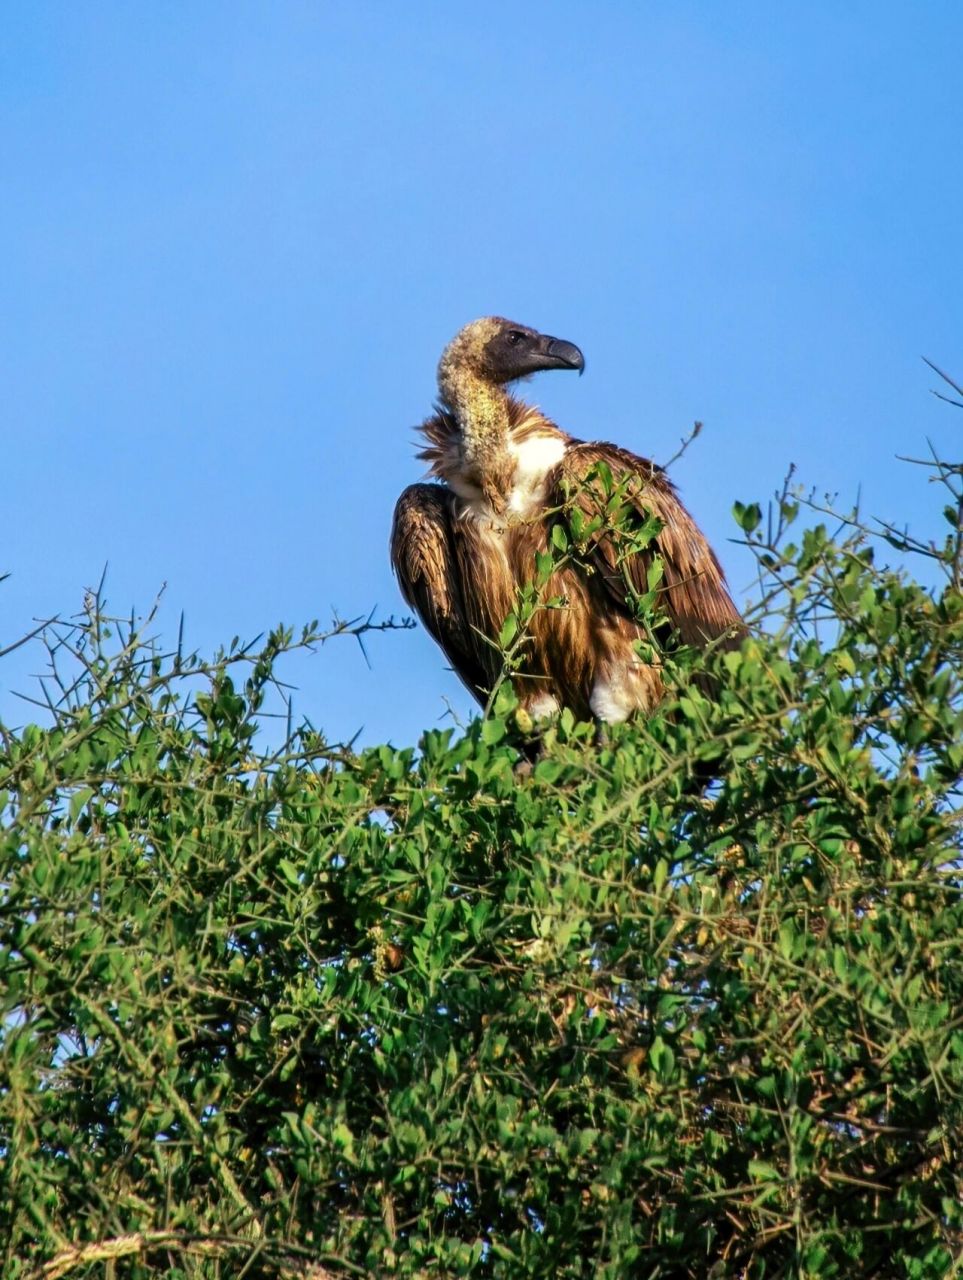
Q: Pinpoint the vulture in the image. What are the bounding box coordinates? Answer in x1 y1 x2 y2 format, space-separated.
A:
391 317 741 725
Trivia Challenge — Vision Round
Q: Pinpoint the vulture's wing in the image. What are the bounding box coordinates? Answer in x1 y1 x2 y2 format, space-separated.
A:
390 483 498 704
554 442 743 649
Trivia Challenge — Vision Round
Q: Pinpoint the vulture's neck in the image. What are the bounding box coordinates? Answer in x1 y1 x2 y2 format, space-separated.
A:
438 362 513 511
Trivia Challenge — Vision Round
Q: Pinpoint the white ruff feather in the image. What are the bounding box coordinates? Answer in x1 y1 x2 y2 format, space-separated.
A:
506 435 567 517
527 692 561 720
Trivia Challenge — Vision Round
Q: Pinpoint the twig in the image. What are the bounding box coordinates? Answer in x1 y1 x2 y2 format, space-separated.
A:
922 357 963 409
662 420 703 471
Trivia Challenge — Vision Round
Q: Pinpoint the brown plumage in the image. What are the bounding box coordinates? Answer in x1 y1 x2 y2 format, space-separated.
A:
391 317 742 724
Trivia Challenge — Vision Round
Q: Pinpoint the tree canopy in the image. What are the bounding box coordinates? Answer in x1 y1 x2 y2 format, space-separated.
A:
2 433 962 1279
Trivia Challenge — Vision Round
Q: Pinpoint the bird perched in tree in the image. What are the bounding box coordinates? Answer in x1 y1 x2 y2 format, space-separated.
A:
391 317 741 725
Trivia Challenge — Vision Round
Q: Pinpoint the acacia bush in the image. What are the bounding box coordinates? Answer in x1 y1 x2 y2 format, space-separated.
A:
1 440 962 1279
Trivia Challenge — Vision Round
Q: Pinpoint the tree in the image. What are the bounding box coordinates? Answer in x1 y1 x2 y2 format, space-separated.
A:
2 425 961 1279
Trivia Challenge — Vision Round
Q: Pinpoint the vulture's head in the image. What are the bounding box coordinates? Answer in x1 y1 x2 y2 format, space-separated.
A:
438 317 585 394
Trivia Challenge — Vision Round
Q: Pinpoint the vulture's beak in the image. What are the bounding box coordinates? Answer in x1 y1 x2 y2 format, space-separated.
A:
539 335 585 375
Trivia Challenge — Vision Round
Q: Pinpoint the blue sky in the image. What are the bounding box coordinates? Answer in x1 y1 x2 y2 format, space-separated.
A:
1 3 961 748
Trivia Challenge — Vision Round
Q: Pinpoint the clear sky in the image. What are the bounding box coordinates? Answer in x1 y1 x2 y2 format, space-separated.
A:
2 3 961 748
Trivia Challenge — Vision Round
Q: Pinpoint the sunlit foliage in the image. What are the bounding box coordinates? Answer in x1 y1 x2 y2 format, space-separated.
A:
2 440 962 1279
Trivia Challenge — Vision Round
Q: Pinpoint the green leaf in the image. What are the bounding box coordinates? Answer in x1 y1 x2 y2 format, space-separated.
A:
733 500 762 532
68 787 95 823
649 1036 675 1080
278 857 301 886
480 717 506 744
498 614 519 647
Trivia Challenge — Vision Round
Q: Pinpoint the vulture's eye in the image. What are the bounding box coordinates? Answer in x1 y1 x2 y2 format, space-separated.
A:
507 330 526 346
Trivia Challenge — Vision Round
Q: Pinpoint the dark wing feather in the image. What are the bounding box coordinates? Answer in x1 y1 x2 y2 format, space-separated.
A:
390 483 498 704
554 442 743 648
